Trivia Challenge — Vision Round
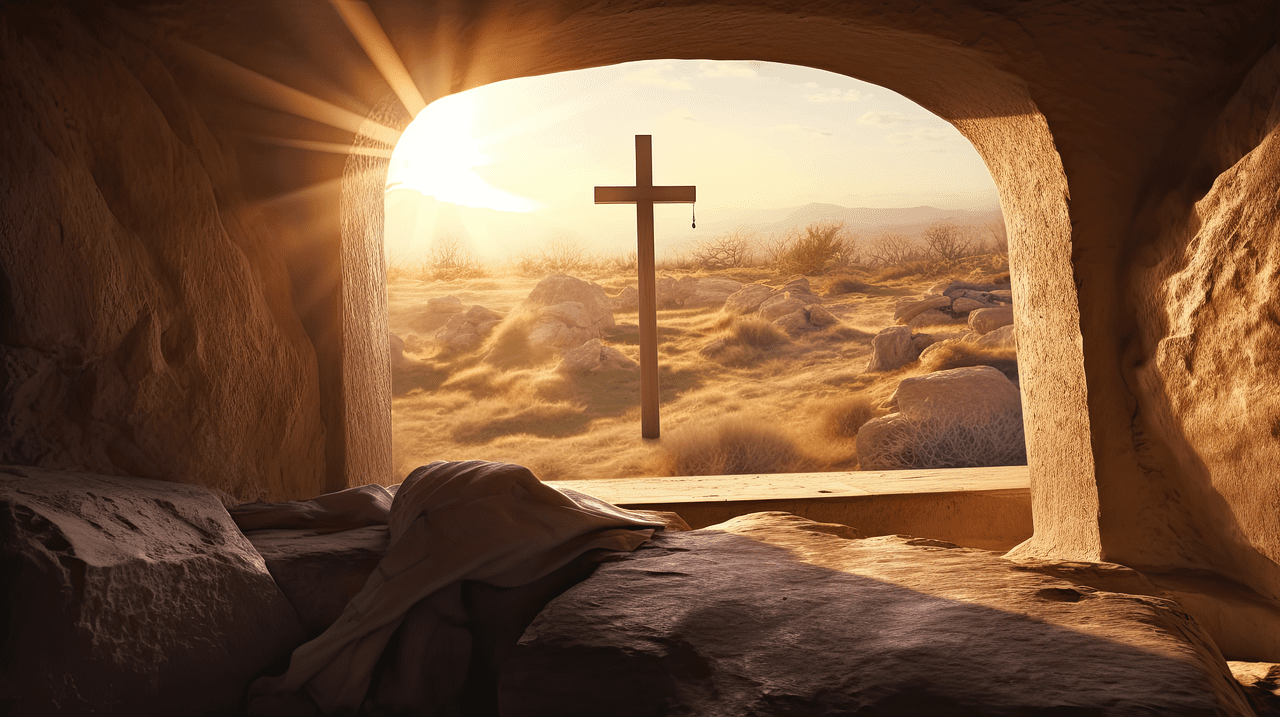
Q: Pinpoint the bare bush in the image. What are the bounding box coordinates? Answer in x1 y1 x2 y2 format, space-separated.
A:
424 236 487 280
691 228 755 270
767 220 856 275
612 250 638 273
981 218 1009 254
509 236 595 277
865 232 923 266
922 221 973 263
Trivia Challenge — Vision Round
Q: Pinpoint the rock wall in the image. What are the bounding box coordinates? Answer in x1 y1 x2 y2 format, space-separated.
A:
0 4 327 501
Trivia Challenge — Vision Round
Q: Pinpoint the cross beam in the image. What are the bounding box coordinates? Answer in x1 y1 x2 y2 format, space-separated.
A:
595 135 695 439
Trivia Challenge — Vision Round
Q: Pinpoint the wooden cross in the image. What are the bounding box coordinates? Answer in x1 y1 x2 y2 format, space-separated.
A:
595 135 695 439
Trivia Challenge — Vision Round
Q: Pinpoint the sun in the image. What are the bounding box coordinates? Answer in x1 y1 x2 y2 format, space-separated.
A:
386 92 540 213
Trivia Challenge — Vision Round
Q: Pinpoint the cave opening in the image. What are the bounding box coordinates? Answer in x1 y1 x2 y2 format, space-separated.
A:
367 60 1027 499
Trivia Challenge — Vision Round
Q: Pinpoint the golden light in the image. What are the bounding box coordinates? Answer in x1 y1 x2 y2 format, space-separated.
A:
386 92 541 213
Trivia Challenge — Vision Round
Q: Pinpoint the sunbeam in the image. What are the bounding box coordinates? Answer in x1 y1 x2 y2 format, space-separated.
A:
250 135 394 158
175 40 401 146
328 0 427 117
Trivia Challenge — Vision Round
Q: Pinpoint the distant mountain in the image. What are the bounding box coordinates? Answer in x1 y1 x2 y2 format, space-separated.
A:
659 202 1005 256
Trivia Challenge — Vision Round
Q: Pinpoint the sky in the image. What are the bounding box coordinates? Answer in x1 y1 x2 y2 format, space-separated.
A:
383 60 1000 262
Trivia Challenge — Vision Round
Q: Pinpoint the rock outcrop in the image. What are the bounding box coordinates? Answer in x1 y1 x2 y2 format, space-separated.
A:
0 466 305 715
434 304 504 352
556 338 638 373
501 512 1252 716
866 326 922 372
858 366 1026 469
515 275 614 350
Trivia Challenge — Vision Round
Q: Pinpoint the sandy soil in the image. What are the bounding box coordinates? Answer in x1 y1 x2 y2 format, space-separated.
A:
387 257 1011 482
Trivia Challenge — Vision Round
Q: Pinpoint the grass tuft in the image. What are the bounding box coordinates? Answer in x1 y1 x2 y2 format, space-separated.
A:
651 416 816 476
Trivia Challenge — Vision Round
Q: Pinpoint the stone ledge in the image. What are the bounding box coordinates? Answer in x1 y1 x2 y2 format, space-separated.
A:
549 465 1031 551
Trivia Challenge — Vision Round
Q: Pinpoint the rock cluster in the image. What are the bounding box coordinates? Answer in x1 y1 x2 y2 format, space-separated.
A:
516 275 616 349
865 325 937 372
724 276 837 334
501 511 1253 716
894 280 1013 329
434 304 505 352
556 338 638 374
857 365 1027 470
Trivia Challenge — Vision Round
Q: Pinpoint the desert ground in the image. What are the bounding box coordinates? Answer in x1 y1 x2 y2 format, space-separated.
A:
386 228 1018 483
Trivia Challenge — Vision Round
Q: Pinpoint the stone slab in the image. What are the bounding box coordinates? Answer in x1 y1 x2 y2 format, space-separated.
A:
0 466 305 716
502 512 1253 716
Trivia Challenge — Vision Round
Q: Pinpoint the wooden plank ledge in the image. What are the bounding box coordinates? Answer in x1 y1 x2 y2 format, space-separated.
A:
548 465 1032 552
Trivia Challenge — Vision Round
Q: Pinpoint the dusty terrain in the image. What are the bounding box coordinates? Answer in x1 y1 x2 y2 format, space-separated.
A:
387 255 1013 482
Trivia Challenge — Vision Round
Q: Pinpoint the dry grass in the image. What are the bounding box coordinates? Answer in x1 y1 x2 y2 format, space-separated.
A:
819 394 880 440
919 340 1020 385
650 416 818 476
385 217 1015 482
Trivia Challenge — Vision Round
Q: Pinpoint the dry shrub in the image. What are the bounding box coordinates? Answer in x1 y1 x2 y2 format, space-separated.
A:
826 276 873 295
870 259 948 283
865 232 924 266
820 394 879 440
921 221 973 263
729 316 788 350
691 228 755 270
424 236 488 280
651 416 814 476
766 220 856 275
919 341 1020 385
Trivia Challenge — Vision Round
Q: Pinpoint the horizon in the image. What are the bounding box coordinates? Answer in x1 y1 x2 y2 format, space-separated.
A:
384 59 1002 263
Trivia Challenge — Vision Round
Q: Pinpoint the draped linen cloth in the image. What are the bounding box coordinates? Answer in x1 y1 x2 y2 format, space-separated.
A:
247 460 665 713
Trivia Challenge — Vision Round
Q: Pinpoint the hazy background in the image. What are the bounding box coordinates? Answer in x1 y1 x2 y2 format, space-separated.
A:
383 59 1001 263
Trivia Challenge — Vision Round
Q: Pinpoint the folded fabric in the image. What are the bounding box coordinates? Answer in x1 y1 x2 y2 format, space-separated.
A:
249 460 666 713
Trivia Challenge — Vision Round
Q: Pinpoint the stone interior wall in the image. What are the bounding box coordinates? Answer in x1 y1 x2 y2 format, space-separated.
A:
0 3 328 501
3 0 1280 641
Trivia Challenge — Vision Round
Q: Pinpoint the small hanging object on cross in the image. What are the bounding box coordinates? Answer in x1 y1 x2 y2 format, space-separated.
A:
692 203 696 229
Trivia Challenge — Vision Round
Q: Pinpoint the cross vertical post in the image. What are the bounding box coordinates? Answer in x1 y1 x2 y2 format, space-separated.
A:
594 135 696 439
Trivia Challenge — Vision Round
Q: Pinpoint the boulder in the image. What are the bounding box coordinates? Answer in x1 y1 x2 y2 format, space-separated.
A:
655 275 700 308
758 292 806 321
434 304 504 352
682 277 744 308
244 525 389 639
865 326 920 372
722 283 775 315
556 339 638 373
951 297 987 315
0 466 305 715
858 366 1026 469
501 512 1252 717
970 306 1016 334
907 307 964 328
894 294 952 323
610 285 638 311
516 275 615 350
772 309 812 333
425 295 464 315
975 323 1018 350
806 304 838 327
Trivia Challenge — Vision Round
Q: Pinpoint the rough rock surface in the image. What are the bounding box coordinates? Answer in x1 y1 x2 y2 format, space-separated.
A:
970 306 1016 334
859 366 1026 469
0 466 305 715
758 292 806 321
0 6 328 501
682 277 744 308
516 275 615 350
556 338 638 373
894 294 953 323
722 283 774 315
610 285 639 311
865 326 921 372
245 525 388 638
434 304 504 352
502 512 1252 717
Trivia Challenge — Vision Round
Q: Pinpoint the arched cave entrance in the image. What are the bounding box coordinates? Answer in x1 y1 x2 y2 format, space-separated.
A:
367 60 1024 489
